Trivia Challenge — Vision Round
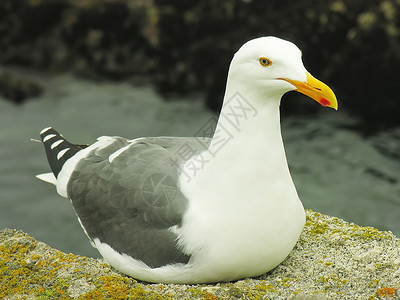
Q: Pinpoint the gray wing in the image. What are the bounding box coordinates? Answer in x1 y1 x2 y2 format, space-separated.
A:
66 136 211 268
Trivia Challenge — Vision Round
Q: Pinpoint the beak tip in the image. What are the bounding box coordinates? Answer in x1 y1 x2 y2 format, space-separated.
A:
281 74 338 111
320 98 338 110
319 98 331 107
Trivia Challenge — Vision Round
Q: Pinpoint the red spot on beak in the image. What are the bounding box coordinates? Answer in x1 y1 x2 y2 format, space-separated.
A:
320 98 331 107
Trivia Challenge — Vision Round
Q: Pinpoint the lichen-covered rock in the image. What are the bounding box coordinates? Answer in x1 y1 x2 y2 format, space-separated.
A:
1 210 399 299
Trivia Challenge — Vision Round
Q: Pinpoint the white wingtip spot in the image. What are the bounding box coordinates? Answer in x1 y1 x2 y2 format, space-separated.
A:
43 134 56 142
57 148 70 160
40 127 52 135
51 140 63 149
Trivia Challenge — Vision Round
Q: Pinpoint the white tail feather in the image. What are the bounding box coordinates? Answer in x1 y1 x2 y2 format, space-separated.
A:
36 173 57 185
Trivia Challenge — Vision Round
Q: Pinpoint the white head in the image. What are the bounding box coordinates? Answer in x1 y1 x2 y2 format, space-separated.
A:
226 36 337 109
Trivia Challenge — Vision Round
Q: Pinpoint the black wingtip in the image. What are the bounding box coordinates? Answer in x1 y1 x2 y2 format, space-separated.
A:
40 127 87 177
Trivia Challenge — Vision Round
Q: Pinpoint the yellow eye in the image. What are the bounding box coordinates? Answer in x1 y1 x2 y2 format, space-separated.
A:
259 57 272 67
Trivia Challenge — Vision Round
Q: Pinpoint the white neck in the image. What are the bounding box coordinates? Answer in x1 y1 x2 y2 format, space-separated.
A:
180 81 297 208
210 76 289 172
210 93 283 160
207 68 291 159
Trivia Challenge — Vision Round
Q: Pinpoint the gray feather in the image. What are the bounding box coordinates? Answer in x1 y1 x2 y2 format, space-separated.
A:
67 136 211 268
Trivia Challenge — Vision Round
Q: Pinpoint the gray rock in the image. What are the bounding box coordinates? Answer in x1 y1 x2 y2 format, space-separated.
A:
1 210 399 299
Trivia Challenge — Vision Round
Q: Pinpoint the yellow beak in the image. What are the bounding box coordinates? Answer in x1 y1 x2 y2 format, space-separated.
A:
281 73 338 110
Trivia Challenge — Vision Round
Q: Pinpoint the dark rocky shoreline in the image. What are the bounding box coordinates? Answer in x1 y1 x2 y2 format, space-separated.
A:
1 0 400 131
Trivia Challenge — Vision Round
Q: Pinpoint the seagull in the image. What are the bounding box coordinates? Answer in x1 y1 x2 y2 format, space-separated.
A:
37 36 337 284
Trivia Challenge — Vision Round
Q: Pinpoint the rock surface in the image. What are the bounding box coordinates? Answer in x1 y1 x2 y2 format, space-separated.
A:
1 210 399 299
